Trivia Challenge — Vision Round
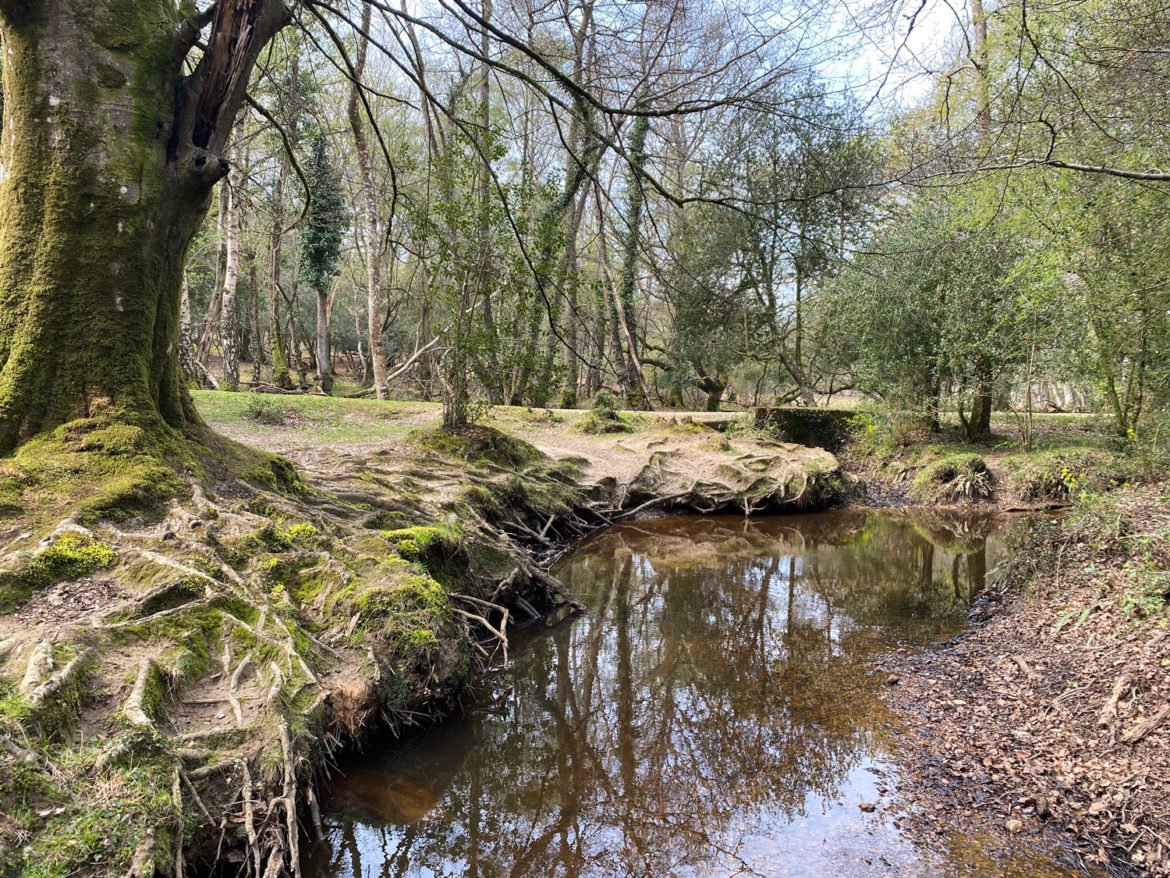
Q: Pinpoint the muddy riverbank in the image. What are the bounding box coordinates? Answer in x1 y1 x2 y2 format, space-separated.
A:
881 486 1170 877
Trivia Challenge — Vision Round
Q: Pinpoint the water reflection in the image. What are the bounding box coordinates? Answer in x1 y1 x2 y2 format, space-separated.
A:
306 510 1083 878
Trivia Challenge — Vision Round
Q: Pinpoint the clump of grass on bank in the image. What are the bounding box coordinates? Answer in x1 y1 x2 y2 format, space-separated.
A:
844 406 1170 505
410 425 542 468
910 453 993 502
242 396 303 427
575 391 634 435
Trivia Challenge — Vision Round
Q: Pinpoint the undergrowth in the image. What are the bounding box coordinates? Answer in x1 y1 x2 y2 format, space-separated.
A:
1000 488 1170 620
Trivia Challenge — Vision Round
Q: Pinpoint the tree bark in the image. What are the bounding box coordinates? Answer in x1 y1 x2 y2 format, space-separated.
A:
220 142 244 391
248 242 261 385
970 0 991 140
474 0 505 405
197 182 230 369
316 286 332 393
617 107 651 409
0 0 289 452
348 2 388 400
967 380 993 440
268 50 298 391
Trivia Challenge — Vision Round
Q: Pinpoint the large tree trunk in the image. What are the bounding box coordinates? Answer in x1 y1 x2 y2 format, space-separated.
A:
316 287 332 393
348 2 388 400
0 0 288 453
967 383 993 440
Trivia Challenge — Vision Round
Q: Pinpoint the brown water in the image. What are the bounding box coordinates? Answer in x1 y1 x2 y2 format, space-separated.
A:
305 510 1092 878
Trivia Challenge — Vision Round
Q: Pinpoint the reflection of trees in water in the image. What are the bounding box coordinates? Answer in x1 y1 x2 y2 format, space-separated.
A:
309 511 1001 878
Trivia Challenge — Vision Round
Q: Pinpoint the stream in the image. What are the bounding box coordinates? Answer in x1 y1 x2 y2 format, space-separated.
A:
303 509 1093 878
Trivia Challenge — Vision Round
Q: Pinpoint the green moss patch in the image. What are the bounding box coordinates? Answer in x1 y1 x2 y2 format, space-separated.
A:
382 523 463 565
0 415 189 526
0 532 118 612
29 532 117 582
330 564 460 662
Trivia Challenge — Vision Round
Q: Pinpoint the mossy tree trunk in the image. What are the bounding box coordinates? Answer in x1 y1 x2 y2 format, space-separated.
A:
0 0 289 453
617 105 651 410
315 287 332 392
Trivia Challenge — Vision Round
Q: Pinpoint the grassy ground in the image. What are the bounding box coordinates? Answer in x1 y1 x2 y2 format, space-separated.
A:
191 391 741 451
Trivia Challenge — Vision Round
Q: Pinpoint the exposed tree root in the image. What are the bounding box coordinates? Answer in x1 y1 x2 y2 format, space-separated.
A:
126 829 155 878
124 657 157 728
451 598 510 664
19 640 54 693
241 760 262 877
277 722 301 878
1121 704 1170 746
27 648 91 709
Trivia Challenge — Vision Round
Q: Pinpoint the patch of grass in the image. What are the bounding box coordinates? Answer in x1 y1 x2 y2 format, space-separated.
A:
575 391 634 435
242 397 301 427
1001 488 1170 619
410 426 543 468
11 740 179 878
193 390 434 446
910 454 994 502
1002 447 1166 501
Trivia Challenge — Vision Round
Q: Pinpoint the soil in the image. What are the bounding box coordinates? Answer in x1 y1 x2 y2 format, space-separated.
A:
12 576 127 627
881 486 1170 877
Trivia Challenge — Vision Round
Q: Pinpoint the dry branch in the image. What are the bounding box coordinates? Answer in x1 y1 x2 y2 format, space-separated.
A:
1121 705 1170 746
1098 675 1131 727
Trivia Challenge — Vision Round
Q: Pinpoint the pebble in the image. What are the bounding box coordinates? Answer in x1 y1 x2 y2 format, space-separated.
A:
859 802 876 812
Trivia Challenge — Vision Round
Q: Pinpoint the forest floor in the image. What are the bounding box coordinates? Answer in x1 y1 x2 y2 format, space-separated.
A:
877 486 1170 877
